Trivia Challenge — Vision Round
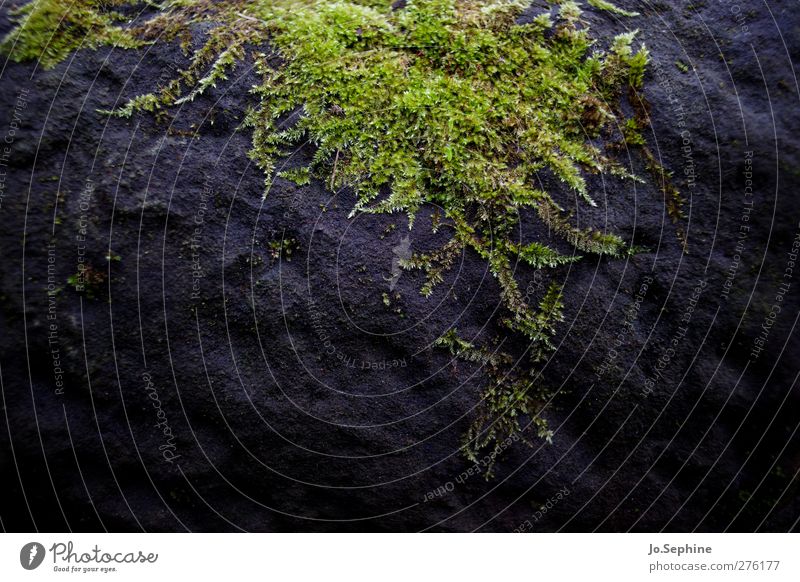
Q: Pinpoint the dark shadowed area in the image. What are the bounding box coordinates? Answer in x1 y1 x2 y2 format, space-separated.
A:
0 0 799 532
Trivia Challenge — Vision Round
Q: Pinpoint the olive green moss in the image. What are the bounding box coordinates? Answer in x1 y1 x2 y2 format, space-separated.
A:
3 0 681 475
0 0 144 69
587 0 639 17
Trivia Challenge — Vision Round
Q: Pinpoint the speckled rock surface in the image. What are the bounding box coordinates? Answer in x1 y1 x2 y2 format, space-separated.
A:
0 0 798 531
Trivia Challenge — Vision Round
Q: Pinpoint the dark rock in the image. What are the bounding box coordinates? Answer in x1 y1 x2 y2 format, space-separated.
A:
0 1 798 532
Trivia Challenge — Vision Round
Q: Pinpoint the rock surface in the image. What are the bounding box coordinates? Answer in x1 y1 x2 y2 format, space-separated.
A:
0 0 799 531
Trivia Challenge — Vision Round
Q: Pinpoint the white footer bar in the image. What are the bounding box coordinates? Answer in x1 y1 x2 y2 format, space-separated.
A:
1 534 796 581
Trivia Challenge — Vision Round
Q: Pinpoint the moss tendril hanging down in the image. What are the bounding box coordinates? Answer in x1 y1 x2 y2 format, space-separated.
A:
2 0 681 476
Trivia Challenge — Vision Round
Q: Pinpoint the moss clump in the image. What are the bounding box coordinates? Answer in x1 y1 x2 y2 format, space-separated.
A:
435 281 564 476
67 264 107 299
3 0 679 473
0 0 144 69
267 236 298 264
587 0 640 17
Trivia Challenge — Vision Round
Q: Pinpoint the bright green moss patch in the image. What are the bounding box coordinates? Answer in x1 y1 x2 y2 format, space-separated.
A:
3 0 681 474
0 0 144 69
587 0 640 17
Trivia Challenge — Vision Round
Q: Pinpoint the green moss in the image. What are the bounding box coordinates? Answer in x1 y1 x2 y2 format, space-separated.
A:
267 236 298 264
279 167 311 186
0 0 144 69
67 264 106 299
626 90 688 250
435 281 564 477
4 0 681 473
587 0 640 17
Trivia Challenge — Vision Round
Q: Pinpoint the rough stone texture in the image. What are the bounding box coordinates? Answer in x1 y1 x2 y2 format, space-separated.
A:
0 1 798 531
